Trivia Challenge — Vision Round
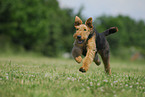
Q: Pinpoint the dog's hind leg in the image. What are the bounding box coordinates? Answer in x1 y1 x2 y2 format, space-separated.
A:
94 53 101 66
99 50 111 75
72 46 82 63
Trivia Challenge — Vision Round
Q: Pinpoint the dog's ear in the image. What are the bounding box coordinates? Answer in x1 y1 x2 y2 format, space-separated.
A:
74 16 82 27
85 17 93 28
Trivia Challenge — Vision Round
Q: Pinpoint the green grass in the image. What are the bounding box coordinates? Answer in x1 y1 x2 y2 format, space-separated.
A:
0 55 145 97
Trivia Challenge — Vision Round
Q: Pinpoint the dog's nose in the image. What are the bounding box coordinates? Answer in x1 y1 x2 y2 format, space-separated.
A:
77 35 81 39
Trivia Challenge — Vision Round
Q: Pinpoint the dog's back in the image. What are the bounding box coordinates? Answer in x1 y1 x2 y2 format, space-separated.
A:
81 27 118 56
92 27 118 52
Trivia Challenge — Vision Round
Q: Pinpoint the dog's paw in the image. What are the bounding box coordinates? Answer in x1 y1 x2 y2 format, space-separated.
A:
94 57 101 66
75 56 82 63
95 61 101 66
79 67 87 73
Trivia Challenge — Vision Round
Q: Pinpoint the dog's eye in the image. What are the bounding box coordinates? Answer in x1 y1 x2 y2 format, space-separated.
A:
76 28 79 31
84 29 86 31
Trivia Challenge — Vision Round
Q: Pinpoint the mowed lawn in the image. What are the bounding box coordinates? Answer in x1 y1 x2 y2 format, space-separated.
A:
0 55 145 97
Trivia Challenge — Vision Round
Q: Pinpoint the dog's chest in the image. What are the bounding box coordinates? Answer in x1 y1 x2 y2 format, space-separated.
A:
82 45 87 56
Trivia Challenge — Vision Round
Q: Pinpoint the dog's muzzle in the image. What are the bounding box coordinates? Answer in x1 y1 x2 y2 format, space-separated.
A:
77 39 84 44
77 35 84 44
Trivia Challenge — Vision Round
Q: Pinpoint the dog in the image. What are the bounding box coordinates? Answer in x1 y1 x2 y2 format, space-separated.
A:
72 16 118 75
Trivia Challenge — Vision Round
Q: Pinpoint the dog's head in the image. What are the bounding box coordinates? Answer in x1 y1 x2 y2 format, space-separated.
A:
73 16 93 44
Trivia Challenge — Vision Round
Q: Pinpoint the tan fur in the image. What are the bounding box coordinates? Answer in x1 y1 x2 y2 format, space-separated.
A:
80 35 96 71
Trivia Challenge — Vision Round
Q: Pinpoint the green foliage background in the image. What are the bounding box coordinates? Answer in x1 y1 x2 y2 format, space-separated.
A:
0 0 145 58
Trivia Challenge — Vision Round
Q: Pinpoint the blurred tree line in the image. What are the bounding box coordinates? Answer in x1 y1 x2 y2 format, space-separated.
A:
94 15 145 58
0 0 75 56
0 0 145 58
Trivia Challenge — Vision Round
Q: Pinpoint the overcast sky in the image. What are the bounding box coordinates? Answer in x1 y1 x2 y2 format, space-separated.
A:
58 0 145 20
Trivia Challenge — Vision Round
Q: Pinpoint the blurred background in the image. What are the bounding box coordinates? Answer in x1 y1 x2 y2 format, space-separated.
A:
0 0 145 61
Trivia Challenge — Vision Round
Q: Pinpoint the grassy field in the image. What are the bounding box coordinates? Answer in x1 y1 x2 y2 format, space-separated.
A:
0 55 145 97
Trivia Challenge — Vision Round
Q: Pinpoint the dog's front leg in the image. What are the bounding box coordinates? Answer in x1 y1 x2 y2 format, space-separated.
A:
79 36 96 72
72 46 82 63
79 48 96 72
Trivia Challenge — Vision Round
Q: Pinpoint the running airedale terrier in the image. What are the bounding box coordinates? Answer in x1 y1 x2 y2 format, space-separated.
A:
72 16 118 75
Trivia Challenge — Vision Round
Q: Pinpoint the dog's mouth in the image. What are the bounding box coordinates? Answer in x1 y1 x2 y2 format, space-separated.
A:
77 39 85 44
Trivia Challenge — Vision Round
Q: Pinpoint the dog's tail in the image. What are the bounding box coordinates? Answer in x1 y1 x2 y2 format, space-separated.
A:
103 27 118 36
